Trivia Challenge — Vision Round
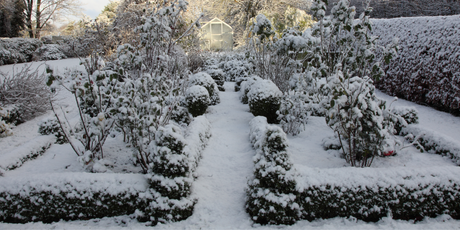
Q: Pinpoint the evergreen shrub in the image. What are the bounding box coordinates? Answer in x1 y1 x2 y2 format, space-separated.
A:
38 118 68 144
247 79 282 124
189 72 220 105
186 85 210 117
246 116 299 225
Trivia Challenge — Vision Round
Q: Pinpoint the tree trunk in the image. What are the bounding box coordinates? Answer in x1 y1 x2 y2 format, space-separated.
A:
24 0 34 38
35 0 41 39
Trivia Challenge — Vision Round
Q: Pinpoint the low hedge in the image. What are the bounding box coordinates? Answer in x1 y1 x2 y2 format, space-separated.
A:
0 135 54 171
296 166 460 221
0 173 148 223
247 79 282 124
0 116 212 224
400 125 460 166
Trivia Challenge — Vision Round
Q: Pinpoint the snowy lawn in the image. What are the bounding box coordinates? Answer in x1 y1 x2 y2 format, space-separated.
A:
1 60 460 229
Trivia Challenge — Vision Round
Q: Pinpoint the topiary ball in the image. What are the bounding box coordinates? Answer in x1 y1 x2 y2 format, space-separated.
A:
186 85 210 117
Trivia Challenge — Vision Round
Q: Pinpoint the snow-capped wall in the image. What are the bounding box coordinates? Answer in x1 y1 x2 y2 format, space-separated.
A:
371 15 460 115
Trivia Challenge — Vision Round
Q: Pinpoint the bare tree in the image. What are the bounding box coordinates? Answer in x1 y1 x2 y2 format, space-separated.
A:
22 0 82 38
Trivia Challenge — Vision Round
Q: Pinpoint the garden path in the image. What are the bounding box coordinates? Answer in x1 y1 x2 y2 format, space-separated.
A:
178 82 255 228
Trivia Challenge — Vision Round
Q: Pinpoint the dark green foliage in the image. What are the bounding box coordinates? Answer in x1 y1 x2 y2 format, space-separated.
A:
0 0 25 38
170 106 192 126
392 107 419 134
0 107 24 126
38 118 68 144
246 117 299 225
297 181 460 221
249 96 281 124
0 180 146 223
186 86 210 117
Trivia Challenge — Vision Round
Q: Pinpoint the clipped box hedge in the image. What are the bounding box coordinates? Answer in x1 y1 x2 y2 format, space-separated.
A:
0 173 148 223
0 116 212 224
296 166 460 221
400 125 460 166
372 15 460 115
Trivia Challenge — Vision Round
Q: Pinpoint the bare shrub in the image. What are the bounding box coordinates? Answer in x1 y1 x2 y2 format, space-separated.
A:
0 64 51 123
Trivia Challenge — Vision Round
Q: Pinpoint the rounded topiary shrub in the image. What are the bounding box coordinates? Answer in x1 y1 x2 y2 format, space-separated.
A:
189 72 220 105
240 75 262 104
248 79 282 124
186 85 210 117
205 68 225 91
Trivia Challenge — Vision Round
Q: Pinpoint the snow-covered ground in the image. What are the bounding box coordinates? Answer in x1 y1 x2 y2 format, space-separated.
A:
1 59 460 229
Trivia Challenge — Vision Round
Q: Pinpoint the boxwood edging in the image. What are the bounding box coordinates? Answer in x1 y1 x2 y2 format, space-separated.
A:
246 116 300 225
0 116 212 224
296 166 460 221
0 135 54 172
400 125 460 165
0 173 148 223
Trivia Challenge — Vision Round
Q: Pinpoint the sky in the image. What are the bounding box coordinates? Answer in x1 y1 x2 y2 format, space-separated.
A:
80 0 113 19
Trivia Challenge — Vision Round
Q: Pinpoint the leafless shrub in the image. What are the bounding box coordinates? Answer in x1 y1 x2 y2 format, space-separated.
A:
0 64 51 122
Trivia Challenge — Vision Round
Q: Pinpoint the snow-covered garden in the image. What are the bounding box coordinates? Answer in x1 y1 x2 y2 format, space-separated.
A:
1 0 460 229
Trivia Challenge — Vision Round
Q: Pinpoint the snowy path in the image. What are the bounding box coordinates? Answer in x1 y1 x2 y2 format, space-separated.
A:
168 82 255 228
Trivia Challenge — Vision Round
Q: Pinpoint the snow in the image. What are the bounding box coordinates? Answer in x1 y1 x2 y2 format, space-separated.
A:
1 59 460 228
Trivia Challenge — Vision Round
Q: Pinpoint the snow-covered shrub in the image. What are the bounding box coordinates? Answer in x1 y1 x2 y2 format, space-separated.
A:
38 118 68 144
0 173 149 223
0 64 51 123
327 76 393 167
304 0 397 167
186 85 210 117
247 15 305 93
33 44 67 61
171 105 193 126
0 38 43 65
248 79 282 124
391 106 419 134
246 116 299 225
204 68 225 91
47 66 117 165
0 118 12 137
141 124 196 224
189 72 220 105
240 75 262 104
277 90 309 135
372 15 460 115
401 126 460 166
108 0 200 174
222 58 252 83
0 137 53 171
296 166 460 221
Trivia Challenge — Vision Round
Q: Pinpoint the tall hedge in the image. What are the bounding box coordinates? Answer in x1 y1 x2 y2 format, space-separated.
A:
372 15 460 115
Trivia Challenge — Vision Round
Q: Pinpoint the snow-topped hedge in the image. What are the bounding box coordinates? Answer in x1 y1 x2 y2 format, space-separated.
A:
0 38 43 65
0 135 54 171
0 116 212 224
296 166 460 221
189 72 220 105
401 125 460 166
247 78 282 124
0 173 148 223
372 15 460 115
246 116 299 225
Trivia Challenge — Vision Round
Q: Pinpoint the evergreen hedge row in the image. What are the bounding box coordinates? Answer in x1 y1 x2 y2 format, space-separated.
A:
400 125 460 165
0 173 148 223
296 166 460 221
0 116 212 224
372 15 460 115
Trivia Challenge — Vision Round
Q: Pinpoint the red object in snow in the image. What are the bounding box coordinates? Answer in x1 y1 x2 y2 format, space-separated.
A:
383 151 394 156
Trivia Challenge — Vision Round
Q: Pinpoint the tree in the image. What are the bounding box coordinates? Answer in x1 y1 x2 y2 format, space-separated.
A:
0 0 25 37
22 0 82 38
